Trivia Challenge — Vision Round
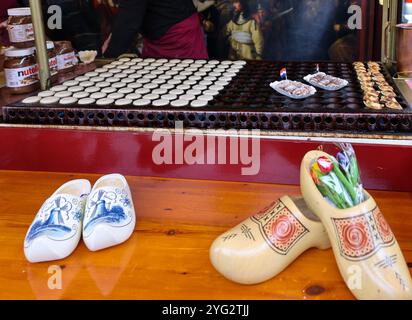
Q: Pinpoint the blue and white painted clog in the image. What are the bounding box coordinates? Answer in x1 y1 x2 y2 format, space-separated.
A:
83 174 136 251
24 179 91 263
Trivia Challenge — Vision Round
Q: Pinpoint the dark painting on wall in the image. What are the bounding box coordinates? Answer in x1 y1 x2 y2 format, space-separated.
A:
200 0 361 62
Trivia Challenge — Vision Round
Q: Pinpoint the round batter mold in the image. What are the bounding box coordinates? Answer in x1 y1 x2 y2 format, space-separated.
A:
78 98 95 105
168 79 181 85
135 88 151 95
59 97 77 105
63 80 79 87
22 96 41 104
128 82 143 89
109 68 122 74
160 83 175 90
152 88 168 95
143 83 158 90
119 87 134 95
199 80 213 86
152 99 169 107
101 87 117 94
55 91 72 98
73 91 89 99
170 89 185 95
112 82 127 89
51 85 68 92
96 98 115 106
108 92 124 100
186 89 202 96
177 84 191 90
153 79 166 85
96 81 111 88
121 78 135 84
114 73 127 79
143 93 160 101
68 86 84 93
133 99 151 107
126 93 142 100
75 76 89 82
190 100 208 108
38 90 55 98
85 71 99 77
136 78 151 84
90 76 105 83
40 96 59 105
180 94 196 101
90 92 107 99
114 98 132 106
162 94 178 101
188 76 202 81
84 87 101 93
159 75 172 80
171 99 189 107
193 85 207 91
79 81 94 88
197 95 214 101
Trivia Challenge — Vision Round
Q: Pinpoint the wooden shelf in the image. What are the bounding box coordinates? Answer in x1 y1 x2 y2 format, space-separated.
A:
0 170 411 299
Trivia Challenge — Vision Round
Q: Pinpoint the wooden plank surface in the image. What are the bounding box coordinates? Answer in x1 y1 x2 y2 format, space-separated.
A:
0 170 411 300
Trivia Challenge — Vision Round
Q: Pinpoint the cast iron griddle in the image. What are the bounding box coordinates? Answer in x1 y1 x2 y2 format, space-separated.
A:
2 60 411 133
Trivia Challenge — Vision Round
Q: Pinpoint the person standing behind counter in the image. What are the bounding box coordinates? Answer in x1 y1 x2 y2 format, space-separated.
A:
103 0 208 59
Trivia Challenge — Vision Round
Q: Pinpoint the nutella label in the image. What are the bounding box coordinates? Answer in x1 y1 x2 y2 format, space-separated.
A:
5 64 39 88
49 57 58 75
8 23 34 43
57 52 76 70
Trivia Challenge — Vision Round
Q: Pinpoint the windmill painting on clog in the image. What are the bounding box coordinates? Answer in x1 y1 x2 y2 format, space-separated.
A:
300 144 412 300
83 174 136 252
24 179 91 263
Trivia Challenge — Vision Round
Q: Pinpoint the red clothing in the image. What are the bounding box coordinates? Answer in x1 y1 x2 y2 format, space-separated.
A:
142 13 208 59
1 0 18 45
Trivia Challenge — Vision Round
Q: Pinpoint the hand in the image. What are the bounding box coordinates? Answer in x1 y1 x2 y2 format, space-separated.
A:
102 33 112 55
0 20 7 29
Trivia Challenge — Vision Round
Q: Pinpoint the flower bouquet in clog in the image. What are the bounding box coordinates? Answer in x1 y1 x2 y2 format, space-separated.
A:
310 143 364 209
301 144 412 300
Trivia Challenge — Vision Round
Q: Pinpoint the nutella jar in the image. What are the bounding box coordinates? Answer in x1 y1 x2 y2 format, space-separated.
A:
55 41 77 73
7 8 35 49
47 41 59 81
4 47 39 94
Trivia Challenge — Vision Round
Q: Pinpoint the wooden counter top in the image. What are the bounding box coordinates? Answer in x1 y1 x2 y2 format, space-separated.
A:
0 170 411 300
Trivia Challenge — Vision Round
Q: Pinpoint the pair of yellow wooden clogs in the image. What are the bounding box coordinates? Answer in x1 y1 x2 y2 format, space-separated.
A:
209 150 412 300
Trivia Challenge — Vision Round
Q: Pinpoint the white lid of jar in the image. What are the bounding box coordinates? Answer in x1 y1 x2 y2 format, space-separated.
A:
143 94 160 100
85 86 101 93
5 47 35 57
8 7 31 17
161 94 178 101
46 41 55 50
197 95 214 101
63 80 79 87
